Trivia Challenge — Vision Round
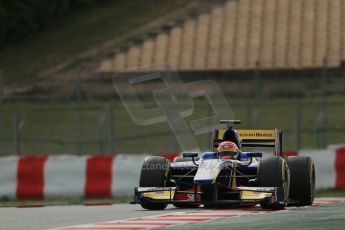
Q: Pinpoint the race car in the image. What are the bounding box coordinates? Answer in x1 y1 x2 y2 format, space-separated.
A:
131 120 315 210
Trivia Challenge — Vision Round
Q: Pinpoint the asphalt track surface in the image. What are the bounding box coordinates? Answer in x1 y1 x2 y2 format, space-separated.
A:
167 199 345 230
0 198 343 230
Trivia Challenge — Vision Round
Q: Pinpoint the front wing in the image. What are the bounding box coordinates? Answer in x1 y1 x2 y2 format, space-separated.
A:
131 186 285 206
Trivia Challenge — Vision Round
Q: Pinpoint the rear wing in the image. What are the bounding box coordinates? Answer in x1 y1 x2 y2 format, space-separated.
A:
213 128 283 156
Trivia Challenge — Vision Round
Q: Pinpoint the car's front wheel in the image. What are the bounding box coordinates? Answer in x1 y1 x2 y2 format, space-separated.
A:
258 156 290 209
139 156 170 210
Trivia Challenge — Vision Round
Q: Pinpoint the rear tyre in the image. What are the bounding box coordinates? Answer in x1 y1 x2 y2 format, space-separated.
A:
258 156 289 210
139 156 170 210
287 156 315 206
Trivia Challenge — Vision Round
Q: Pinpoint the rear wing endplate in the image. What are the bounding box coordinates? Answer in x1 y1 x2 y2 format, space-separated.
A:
214 128 283 156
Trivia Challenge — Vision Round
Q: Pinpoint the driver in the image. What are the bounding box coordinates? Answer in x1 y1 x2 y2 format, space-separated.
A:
217 141 240 159
222 127 240 148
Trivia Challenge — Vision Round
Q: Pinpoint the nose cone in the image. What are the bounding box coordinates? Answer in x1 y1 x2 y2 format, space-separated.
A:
194 159 223 185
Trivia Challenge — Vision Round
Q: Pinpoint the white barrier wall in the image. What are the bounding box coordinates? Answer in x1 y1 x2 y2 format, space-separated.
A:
44 155 87 199
0 147 344 200
112 154 148 196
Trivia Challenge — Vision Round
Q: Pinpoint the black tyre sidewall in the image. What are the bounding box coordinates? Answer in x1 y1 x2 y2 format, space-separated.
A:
258 156 289 209
140 156 169 187
258 156 284 187
139 156 170 210
287 156 315 205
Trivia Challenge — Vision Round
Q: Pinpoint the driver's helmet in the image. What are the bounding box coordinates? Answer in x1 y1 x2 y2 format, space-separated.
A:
217 141 239 159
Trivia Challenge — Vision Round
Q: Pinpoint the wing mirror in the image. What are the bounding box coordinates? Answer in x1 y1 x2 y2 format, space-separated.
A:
246 152 262 158
183 152 199 158
182 152 199 166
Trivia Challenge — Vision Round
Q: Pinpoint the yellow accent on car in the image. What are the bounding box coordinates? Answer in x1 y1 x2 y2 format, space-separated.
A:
237 130 276 140
142 190 175 200
240 191 272 200
217 129 276 141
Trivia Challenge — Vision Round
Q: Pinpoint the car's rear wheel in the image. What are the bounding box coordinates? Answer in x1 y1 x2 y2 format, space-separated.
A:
139 156 170 210
287 156 315 206
258 156 289 210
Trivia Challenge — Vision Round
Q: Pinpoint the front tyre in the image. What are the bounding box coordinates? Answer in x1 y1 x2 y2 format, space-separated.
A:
258 156 289 210
139 156 170 210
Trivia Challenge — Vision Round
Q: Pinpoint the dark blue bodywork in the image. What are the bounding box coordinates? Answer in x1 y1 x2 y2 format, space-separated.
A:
170 152 259 192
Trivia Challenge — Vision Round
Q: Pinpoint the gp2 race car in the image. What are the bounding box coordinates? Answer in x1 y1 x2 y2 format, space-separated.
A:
131 120 315 210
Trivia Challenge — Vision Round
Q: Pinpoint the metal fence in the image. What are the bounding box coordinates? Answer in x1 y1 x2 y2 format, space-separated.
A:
0 93 344 156
0 59 345 156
